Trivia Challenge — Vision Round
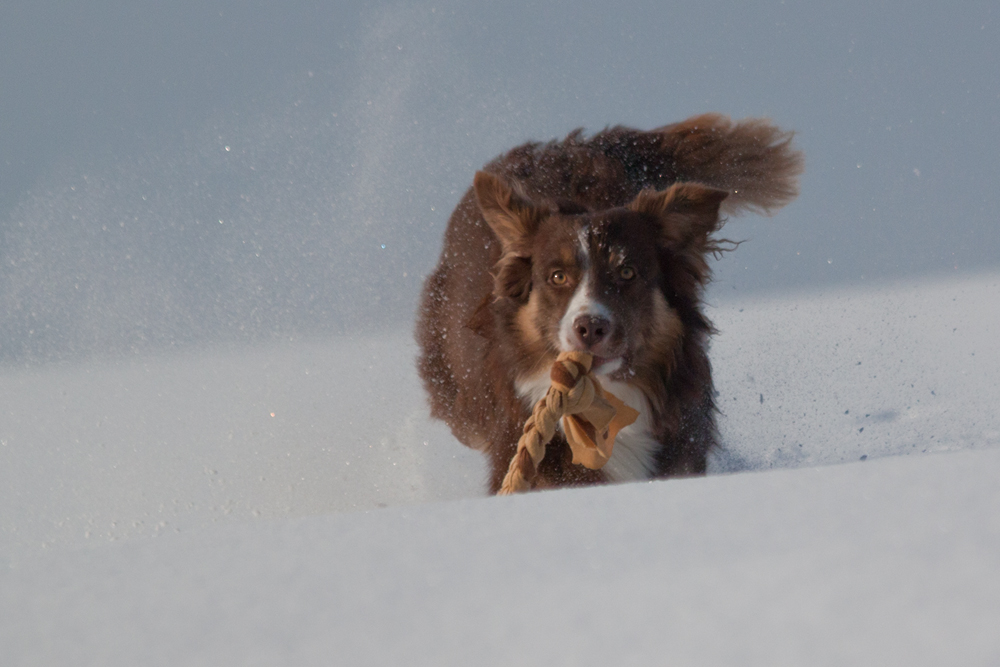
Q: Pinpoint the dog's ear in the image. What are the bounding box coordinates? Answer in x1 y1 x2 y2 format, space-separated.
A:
493 255 532 302
627 183 729 249
474 171 546 253
465 294 494 338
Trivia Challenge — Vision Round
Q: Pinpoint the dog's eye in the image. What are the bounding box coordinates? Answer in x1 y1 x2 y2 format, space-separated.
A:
619 266 636 281
550 270 568 286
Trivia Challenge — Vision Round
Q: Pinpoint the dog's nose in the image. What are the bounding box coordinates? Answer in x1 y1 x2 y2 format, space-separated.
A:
573 315 611 348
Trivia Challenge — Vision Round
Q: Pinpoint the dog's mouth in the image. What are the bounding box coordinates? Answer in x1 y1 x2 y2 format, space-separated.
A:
590 354 624 375
555 340 629 376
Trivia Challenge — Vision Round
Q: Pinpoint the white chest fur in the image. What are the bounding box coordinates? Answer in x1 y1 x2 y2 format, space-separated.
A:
514 373 658 483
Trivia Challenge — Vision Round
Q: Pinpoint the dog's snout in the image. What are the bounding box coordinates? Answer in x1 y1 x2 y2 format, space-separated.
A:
573 315 611 348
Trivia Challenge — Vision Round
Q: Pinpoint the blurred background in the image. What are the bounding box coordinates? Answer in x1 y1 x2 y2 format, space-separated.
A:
3 0 997 365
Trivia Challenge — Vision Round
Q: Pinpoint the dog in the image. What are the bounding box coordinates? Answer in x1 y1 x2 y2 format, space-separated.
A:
416 114 803 493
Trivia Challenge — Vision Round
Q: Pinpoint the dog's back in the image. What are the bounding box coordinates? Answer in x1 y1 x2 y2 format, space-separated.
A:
417 114 803 492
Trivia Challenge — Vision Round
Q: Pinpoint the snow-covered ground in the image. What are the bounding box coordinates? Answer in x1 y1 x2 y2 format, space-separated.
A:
3 419 999 665
0 334 485 558
2 270 998 664
4 270 996 559
710 270 1000 471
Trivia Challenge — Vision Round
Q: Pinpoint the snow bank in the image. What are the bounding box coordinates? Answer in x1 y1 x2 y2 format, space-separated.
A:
0 336 484 557
710 270 1000 471
3 444 998 666
2 270 997 561
2 268 999 666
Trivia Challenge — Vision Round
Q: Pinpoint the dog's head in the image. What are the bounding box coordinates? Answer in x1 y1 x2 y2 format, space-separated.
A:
474 170 728 384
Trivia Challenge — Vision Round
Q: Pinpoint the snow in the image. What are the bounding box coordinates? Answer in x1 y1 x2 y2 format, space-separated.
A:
0 336 484 557
3 436 999 665
4 270 997 561
710 270 1000 471
3 271 999 664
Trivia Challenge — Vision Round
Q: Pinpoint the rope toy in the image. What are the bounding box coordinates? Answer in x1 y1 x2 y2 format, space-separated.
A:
498 351 640 495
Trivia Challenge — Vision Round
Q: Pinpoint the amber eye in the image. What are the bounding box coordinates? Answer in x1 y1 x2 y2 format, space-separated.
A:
550 270 568 286
619 266 636 281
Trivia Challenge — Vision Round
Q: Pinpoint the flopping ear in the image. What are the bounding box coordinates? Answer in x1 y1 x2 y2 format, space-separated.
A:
473 171 546 253
627 183 729 248
493 255 532 302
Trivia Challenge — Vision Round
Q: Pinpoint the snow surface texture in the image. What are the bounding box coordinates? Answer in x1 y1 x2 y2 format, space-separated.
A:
710 271 1000 472
3 270 997 562
0 336 485 556
4 435 1000 665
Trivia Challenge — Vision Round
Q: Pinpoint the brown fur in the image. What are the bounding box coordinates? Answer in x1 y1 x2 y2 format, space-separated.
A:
416 114 803 493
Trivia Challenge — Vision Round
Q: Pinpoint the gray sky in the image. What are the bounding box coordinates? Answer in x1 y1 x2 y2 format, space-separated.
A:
2 0 998 363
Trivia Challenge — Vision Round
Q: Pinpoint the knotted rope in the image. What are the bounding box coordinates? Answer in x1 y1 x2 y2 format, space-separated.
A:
498 351 640 495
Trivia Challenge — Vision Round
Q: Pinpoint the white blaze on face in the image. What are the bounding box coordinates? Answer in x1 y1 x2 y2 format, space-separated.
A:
557 227 613 358
558 273 604 350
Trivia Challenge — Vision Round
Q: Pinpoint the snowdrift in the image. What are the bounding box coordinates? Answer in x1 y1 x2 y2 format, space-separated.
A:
3 435 999 666
2 271 996 557
2 271 998 664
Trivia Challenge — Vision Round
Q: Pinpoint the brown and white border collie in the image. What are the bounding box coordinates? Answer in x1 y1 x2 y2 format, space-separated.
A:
417 114 803 493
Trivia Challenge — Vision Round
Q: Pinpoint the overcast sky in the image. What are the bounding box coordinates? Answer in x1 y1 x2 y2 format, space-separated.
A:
2 0 997 364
